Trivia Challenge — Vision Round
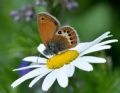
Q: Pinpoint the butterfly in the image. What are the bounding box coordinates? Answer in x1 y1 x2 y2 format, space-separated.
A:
37 12 79 55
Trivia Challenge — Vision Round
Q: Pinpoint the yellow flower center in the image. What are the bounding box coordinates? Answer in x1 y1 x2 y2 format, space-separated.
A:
46 50 79 69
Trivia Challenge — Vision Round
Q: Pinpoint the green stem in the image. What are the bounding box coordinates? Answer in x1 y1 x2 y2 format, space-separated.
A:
69 78 79 93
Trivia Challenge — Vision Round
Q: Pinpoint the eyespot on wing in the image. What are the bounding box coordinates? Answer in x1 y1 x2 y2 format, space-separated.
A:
56 26 79 48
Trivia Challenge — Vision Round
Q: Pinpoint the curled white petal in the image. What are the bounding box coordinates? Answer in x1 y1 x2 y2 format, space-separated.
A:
78 56 106 63
42 70 57 91
23 56 47 63
37 44 53 58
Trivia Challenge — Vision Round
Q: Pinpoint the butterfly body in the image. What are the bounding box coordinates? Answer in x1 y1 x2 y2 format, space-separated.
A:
37 12 79 55
43 39 67 55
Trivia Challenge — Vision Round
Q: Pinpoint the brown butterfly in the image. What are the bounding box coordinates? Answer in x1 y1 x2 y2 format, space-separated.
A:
37 12 79 55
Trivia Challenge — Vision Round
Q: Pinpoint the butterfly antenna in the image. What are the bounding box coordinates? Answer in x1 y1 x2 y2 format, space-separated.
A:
37 54 41 63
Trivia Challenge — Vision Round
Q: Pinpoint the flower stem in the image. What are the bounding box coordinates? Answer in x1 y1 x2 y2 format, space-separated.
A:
69 78 79 93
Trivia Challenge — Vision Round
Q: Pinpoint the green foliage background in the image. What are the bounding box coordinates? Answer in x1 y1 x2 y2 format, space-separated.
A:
0 0 120 93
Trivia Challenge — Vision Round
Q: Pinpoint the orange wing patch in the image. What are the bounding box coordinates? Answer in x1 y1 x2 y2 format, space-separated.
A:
37 12 60 45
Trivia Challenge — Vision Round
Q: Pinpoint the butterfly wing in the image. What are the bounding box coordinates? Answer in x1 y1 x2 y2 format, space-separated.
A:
56 26 79 48
37 12 60 45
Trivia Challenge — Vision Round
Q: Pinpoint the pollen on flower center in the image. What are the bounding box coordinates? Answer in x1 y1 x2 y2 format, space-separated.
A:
46 50 79 69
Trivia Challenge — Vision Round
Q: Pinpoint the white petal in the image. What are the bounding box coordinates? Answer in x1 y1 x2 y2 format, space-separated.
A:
84 32 110 50
29 70 51 88
42 70 57 91
73 60 93 71
66 64 75 77
13 65 45 71
92 31 111 44
11 67 50 88
57 66 68 88
95 39 118 46
73 32 112 53
70 42 90 53
80 45 111 56
23 56 47 63
37 44 53 58
78 56 106 63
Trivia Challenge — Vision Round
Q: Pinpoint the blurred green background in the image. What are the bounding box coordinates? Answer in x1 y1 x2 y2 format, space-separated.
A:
0 0 120 93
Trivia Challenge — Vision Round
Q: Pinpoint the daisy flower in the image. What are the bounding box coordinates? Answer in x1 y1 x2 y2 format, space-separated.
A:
11 32 118 91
